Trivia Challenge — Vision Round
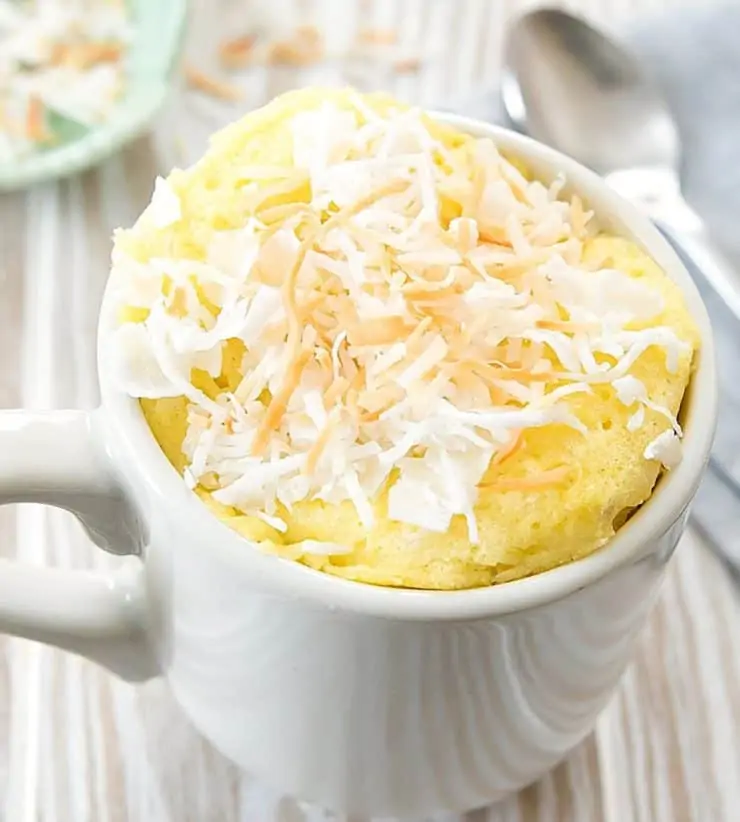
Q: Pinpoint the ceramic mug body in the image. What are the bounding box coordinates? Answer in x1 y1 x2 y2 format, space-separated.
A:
0 116 717 817
137 497 688 816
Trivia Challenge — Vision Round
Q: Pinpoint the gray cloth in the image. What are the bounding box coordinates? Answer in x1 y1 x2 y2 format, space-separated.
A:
631 6 740 570
633 3 740 261
453 1 740 570
624 4 740 571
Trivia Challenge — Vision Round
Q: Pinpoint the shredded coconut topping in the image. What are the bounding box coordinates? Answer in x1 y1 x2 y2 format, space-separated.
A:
109 101 690 543
644 429 682 470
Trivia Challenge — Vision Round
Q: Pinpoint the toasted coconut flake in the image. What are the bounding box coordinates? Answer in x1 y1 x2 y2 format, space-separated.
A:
51 41 123 69
184 65 243 101
397 334 448 388
347 316 411 346
492 430 524 465
112 97 689 544
324 376 350 407
356 27 398 45
219 34 257 68
479 466 573 492
25 95 51 143
305 407 341 475
251 347 311 456
266 25 324 67
358 384 404 420
393 56 422 73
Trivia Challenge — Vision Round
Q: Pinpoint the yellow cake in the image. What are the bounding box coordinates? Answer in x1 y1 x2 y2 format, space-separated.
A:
108 88 698 590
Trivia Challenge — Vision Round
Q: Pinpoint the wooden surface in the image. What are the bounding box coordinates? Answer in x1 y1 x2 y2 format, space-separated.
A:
2 1 740 820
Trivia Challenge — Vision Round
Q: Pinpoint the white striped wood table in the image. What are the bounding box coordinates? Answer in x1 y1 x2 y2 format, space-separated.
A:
1 1 739 820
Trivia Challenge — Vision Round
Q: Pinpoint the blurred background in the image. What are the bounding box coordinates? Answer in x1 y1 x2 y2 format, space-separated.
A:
1 1 739 821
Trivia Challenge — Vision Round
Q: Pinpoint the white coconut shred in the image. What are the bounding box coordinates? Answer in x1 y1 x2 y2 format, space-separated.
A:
108 99 690 551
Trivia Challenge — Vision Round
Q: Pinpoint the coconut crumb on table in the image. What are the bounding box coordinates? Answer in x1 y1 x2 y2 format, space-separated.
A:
267 24 324 66
184 65 244 101
214 24 325 71
218 34 257 69
356 27 398 45
392 56 422 74
204 22 424 80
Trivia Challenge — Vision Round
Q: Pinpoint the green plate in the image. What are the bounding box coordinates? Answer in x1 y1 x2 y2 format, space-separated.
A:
0 0 188 191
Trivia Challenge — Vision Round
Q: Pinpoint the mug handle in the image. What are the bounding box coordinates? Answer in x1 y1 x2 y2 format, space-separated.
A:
0 409 158 682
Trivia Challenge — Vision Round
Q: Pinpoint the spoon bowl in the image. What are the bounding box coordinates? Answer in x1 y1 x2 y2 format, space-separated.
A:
501 6 740 320
502 8 679 175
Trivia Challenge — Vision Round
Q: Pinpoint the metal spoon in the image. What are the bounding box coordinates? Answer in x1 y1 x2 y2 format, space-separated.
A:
501 7 740 574
501 6 740 321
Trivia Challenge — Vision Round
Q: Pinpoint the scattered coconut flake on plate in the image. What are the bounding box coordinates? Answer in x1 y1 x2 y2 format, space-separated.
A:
0 0 132 161
111 98 692 544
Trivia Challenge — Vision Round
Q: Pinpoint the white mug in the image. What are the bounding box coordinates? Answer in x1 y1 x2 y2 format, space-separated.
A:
0 116 717 817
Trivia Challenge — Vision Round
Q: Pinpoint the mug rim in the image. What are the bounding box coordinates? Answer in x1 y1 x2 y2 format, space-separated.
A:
97 111 718 621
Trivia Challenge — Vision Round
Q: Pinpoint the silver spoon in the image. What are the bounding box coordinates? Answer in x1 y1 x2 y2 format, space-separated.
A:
501 6 740 321
501 7 740 574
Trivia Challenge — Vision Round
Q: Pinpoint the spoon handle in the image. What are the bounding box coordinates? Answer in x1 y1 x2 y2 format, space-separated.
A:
607 168 740 320
657 215 740 322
